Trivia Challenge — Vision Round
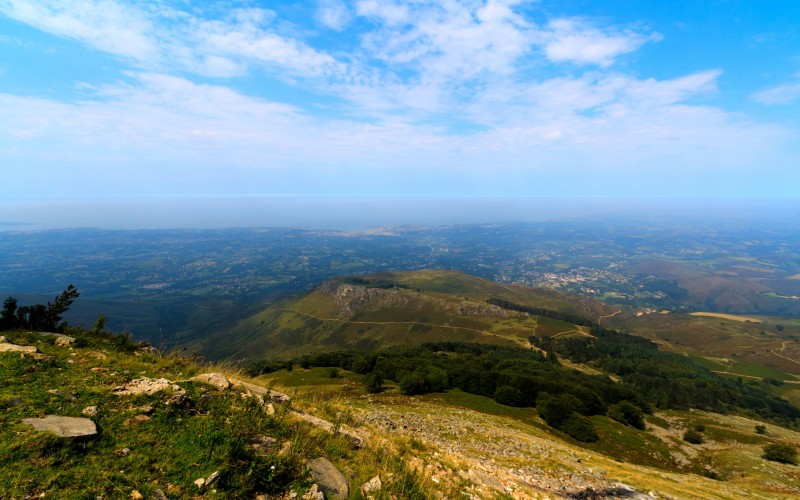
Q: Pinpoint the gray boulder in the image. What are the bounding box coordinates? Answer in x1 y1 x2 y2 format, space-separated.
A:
307 457 349 500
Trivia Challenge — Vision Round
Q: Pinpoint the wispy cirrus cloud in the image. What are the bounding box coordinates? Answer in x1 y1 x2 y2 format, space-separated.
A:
0 0 159 61
0 0 340 78
541 18 661 67
752 74 800 105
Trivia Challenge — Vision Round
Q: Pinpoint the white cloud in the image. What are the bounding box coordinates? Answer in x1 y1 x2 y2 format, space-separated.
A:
0 69 785 179
357 0 532 78
1 0 796 199
542 18 661 67
316 0 352 31
356 0 411 26
752 75 800 105
0 0 340 79
0 0 159 61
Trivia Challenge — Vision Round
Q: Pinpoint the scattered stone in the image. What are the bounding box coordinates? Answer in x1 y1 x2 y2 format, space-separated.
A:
0 342 38 353
205 471 220 487
250 435 278 455
361 475 382 496
194 478 206 488
165 394 194 409
229 378 291 404
307 457 349 500
466 469 504 492
48 389 77 401
270 390 291 403
150 489 168 500
33 331 77 346
266 403 276 415
191 373 230 390
0 335 7 342
131 490 143 499
82 406 98 417
115 448 131 457
302 484 325 500
279 440 293 456
294 411 366 448
22 415 97 438
54 335 76 346
113 377 183 396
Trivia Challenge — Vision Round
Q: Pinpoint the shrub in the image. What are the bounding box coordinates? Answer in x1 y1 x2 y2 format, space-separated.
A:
560 414 599 442
494 385 527 407
755 424 767 435
694 424 705 432
399 371 428 396
350 356 371 374
327 367 340 379
607 400 645 430
763 443 798 465
683 429 704 444
364 373 383 393
537 393 582 429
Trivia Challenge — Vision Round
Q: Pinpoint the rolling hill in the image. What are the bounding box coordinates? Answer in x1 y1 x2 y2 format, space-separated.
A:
200 270 621 360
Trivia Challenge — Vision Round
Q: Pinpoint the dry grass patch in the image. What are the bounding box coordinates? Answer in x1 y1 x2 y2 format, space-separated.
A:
689 312 764 323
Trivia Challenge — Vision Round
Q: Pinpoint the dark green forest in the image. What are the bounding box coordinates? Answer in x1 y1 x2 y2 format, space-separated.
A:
249 326 800 442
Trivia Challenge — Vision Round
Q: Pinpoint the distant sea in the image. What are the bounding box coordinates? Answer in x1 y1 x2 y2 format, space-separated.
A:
1 197 798 231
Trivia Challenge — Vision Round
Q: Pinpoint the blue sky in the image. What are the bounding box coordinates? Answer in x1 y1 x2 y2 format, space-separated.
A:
2 0 800 203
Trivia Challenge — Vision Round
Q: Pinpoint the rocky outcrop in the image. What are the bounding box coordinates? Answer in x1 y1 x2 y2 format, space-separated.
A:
22 415 97 438
317 281 523 319
191 372 231 390
307 457 349 500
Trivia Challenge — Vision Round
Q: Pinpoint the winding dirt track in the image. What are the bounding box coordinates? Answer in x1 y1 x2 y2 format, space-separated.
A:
597 309 620 325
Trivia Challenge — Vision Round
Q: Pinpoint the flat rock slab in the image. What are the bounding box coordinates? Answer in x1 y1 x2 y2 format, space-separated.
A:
113 377 183 396
0 342 38 353
22 415 97 438
307 457 349 500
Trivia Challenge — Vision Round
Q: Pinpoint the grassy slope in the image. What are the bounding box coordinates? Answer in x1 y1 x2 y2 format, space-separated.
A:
0 330 443 499
616 312 800 379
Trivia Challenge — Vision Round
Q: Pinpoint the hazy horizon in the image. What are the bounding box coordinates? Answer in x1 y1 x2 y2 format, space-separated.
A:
2 196 798 231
